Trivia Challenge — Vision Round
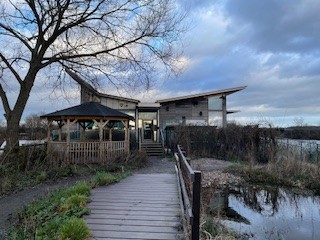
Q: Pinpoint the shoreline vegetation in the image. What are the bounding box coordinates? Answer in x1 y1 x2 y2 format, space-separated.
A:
226 161 320 195
199 160 320 240
173 125 320 239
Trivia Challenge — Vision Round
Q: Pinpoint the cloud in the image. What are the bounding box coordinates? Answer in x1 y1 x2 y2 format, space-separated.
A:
224 0 320 54
2 0 320 128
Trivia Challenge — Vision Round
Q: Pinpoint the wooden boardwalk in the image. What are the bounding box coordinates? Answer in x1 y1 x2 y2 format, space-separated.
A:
85 173 183 240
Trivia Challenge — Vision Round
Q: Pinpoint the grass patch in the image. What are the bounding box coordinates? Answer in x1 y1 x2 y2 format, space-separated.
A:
59 217 91 240
0 163 134 197
7 171 129 240
92 171 129 186
201 217 237 240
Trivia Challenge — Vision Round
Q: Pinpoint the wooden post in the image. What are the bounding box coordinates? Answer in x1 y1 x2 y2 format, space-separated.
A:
46 120 52 159
93 119 109 163
191 171 201 240
66 119 70 163
99 119 103 163
57 120 64 141
122 120 130 156
109 128 112 141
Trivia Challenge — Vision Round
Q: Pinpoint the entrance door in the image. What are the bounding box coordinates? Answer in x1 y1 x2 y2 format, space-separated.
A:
143 120 153 140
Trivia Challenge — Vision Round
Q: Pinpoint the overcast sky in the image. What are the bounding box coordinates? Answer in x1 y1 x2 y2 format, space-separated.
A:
1 0 320 127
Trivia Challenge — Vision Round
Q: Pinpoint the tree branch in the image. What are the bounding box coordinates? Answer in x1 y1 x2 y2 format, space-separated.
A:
0 23 33 52
0 83 11 116
41 33 147 67
0 52 23 85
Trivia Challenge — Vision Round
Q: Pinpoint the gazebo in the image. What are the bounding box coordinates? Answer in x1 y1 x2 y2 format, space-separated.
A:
41 102 134 164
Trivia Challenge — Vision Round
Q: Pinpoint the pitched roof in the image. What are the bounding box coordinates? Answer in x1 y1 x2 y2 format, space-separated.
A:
41 102 134 120
156 86 247 103
65 68 140 104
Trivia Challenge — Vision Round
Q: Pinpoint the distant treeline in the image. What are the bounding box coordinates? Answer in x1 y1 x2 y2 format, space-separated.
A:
279 126 320 140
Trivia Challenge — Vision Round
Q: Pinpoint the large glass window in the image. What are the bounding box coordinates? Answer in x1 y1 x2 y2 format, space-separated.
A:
139 112 157 120
208 96 222 110
208 112 223 127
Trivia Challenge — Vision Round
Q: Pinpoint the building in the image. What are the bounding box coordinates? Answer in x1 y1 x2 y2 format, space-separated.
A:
66 69 246 145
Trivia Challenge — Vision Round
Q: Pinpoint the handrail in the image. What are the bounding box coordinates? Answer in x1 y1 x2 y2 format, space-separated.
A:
138 128 142 151
159 128 165 148
175 144 201 240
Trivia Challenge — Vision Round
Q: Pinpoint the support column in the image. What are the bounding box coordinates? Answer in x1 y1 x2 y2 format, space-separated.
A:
46 120 53 159
94 119 109 163
122 120 130 156
99 119 104 163
65 119 77 163
222 95 227 128
57 121 64 141
66 119 70 163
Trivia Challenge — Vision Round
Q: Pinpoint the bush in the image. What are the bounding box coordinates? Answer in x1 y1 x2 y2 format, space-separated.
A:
170 124 278 164
92 171 129 186
93 172 118 186
59 194 89 215
66 182 91 197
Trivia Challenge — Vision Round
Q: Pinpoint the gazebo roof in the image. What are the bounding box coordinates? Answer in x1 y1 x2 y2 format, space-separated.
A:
41 102 134 121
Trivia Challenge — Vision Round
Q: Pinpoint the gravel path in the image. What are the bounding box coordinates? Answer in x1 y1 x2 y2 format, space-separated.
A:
0 156 175 239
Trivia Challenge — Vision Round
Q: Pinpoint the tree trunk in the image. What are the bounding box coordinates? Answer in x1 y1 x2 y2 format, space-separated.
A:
5 115 20 150
4 70 37 152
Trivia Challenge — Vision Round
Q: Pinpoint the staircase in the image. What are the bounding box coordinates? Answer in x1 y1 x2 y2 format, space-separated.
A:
140 141 163 156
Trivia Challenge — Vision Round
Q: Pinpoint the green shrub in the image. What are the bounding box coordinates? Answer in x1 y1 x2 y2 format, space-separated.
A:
93 171 129 186
66 182 91 196
36 171 47 182
59 217 91 240
59 194 89 215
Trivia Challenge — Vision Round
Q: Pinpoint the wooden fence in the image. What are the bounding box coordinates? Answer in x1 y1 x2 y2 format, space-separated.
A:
48 141 128 164
175 145 201 240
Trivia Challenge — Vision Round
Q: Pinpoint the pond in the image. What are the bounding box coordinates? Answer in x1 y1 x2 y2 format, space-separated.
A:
209 186 320 240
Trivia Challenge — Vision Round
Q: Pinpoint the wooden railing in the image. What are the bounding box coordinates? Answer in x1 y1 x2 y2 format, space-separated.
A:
175 145 201 240
48 141 128 164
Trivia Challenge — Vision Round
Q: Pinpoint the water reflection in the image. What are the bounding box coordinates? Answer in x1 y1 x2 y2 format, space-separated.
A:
209 186 320 240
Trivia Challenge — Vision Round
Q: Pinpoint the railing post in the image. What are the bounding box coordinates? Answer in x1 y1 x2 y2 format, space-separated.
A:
192 171 201 240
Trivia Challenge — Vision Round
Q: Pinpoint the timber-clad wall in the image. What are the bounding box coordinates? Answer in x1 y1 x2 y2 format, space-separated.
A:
159 97 208 128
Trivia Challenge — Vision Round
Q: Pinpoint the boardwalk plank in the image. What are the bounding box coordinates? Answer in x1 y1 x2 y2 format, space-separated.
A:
86 173 182 239
90 209 179 216
86 214 180 222
86 218 181 227
87 224 178 233
88 205 179 212
91 230 178 240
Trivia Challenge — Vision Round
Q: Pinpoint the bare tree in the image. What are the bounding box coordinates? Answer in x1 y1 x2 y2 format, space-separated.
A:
0 0 185 149
24 113 47 139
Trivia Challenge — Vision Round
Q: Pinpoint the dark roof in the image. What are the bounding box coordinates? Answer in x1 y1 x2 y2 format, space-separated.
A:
65 68 140 104
41 102 134 120
156 86 246 103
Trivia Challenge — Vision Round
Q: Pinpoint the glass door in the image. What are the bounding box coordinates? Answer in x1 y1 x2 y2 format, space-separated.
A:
143 120 153 140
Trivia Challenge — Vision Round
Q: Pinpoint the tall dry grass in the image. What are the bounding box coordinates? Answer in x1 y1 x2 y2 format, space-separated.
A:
171 123 320 192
